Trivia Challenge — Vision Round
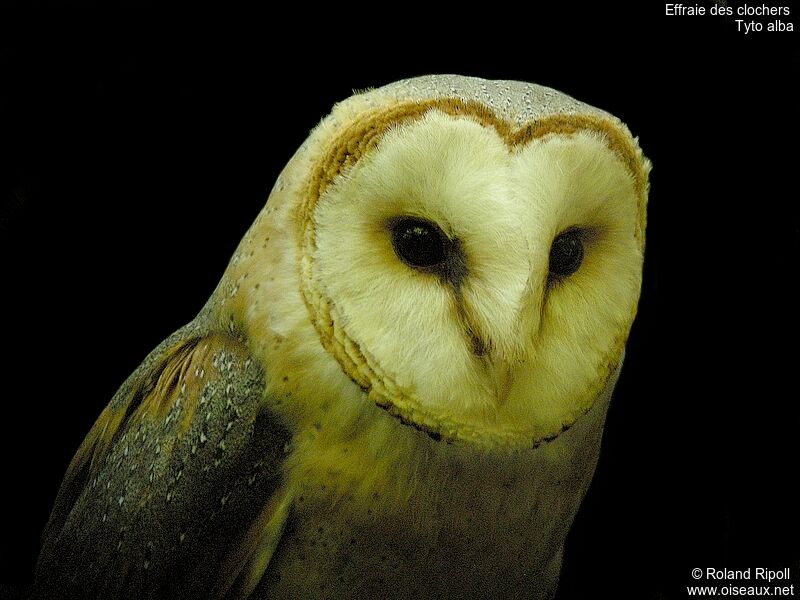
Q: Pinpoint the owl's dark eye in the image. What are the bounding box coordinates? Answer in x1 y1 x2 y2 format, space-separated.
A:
549 229 584 278
390 218 448 269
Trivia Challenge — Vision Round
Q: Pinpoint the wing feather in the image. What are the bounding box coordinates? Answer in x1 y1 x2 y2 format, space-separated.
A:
33 331 292 600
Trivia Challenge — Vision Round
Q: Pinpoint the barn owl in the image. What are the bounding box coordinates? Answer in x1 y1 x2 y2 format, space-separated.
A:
33 75 650 600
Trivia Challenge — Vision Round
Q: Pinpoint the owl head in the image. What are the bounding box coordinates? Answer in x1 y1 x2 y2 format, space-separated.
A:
220 75 650 451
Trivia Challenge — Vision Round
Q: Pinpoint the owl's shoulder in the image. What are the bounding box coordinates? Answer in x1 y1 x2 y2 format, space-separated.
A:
34 326 292 599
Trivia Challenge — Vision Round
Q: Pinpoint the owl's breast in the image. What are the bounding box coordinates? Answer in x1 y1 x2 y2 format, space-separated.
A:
257 502 564 599
254 380 613 599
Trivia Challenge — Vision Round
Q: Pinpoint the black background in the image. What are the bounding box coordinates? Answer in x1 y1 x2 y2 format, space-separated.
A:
1 8 798 600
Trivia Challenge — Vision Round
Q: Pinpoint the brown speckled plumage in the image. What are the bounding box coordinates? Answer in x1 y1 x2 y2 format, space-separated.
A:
34 322 290 599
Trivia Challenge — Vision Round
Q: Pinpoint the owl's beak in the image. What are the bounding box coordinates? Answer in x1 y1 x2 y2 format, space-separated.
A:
459 290 539 409
464 324 517 407
458 265 543 410
490 360 514 407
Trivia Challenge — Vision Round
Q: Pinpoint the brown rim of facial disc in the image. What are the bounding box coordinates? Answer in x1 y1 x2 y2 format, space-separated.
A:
298 98 647 450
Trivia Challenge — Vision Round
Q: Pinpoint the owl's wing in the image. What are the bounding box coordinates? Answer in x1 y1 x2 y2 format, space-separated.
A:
32 331 293 600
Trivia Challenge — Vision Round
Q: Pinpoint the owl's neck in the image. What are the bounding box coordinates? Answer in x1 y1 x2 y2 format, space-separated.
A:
261 376 610 598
